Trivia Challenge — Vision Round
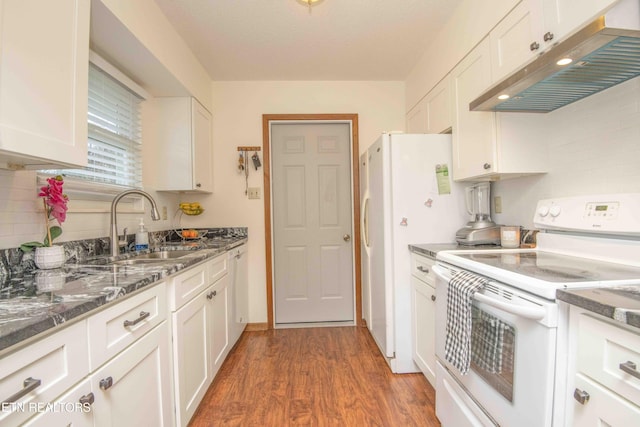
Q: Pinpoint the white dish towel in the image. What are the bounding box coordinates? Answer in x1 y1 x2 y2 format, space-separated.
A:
445 270 489 375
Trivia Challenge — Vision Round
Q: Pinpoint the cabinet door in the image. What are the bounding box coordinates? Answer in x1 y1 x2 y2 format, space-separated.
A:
543 0 618 44
91 322 172 427
451 37 496 181
234 246 249 334
426 75 452 134
192 98 213 193
22 379 95 427
209 274 230 376
406 98 428 133
0 0 89 169
154 97 212 193
172 290 211 427
491 0 545 83
412 276 436 387
0 321 89 427
572 373 640 426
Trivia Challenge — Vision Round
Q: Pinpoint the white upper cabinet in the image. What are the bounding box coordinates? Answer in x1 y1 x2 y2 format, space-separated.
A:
490 0 620 83
451 37 548 181
155 97 213 193
451 38 496 180
406 75 452 134
543 0 619 42
0 0 89 170
490 0 545 83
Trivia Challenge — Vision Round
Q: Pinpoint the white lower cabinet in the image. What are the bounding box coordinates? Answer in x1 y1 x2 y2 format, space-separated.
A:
228 244 248 344
172 285 212 426
0 321 89 426
22 379 94 427
169 253 232 427
90 322 172 426
410 252 437 386
568 307 640 426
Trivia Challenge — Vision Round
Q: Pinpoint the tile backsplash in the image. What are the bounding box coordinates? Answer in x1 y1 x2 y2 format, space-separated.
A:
492 76 640 229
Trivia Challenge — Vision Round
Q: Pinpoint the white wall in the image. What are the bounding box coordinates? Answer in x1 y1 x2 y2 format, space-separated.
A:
492 77 640 229
184 81 405 323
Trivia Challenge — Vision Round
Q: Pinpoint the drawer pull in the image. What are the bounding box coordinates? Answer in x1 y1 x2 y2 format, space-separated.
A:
123 311 150 328
3 377 42 403
99 376 113 391
79 392 95 406
431 295 436 302
207 290 217 300
573 388 590 405
417 266 430 274
619 361 640 379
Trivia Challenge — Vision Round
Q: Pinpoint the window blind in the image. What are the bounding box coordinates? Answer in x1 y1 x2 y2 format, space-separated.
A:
44 63 143 189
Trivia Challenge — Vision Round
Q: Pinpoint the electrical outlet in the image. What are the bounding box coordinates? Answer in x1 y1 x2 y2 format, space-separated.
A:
248 187 261 199
494 196 502 213
162 206 168 220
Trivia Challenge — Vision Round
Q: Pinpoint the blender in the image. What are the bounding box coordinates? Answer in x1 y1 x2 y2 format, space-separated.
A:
455 182 501 245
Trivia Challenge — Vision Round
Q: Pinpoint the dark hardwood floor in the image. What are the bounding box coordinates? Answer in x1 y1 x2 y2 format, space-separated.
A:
189 326 440 426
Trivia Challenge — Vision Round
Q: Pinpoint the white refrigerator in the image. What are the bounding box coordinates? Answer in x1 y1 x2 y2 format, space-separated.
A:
360 133 467 373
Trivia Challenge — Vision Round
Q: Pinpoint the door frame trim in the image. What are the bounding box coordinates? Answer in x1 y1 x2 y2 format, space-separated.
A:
262 114 362 329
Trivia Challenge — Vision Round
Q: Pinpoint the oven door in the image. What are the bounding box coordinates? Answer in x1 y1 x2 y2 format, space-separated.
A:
434 263 558 427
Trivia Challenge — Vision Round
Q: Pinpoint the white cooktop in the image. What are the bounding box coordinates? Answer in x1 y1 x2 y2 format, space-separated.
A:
437 193 640 300
437 249 640 300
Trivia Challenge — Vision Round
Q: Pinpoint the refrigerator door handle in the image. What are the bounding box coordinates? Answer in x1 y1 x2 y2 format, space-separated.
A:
361 192 371 251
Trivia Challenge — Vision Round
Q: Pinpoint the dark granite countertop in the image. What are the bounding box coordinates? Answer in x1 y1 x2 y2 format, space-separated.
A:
557 285 640 329
0 228 246 356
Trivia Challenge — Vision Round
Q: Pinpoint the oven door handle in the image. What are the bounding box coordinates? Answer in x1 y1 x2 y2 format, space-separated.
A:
433 265 547 321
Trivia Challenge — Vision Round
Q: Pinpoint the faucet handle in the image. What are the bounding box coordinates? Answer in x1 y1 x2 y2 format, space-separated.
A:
119 227 129 248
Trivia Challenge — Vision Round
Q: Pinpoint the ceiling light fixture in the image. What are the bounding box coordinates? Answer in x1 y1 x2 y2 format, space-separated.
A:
297 0 324 13
556 58 573 66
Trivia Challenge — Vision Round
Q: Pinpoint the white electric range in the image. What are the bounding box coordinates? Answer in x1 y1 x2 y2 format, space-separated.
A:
432 193 640 427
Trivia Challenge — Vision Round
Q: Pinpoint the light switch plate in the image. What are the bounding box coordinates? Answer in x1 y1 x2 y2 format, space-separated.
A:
494 196 502 213
248 187 261 199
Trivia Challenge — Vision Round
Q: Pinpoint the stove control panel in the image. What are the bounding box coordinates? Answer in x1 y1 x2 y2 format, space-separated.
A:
533 193 640 236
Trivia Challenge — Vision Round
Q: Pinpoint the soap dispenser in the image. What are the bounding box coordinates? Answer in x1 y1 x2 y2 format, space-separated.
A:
135 218 149 251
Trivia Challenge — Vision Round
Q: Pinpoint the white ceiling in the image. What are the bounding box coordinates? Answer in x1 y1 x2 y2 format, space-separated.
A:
153 0 463 81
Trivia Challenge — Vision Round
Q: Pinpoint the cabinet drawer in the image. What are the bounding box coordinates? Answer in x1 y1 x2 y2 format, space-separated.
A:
207 253 228 284
88 283 166 370
168 262 209 311
572 373 640 426
410 252 435 284
0 321 89 427
577 313 640 406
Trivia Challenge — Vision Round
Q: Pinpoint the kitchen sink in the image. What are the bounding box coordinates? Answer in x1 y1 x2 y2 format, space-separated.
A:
108 250 196 265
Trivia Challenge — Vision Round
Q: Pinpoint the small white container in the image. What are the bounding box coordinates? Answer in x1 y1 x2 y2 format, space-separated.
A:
34 245 66 269
500 226 521 248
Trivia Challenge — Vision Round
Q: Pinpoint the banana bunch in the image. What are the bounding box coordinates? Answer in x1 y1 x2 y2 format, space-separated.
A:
179 202 204 215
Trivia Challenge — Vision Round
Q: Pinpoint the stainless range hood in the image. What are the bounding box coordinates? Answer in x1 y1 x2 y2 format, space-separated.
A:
470 11 640 113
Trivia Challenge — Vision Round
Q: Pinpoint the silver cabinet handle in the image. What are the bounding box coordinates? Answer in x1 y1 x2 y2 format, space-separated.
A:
530 41 540 51
431 295 436 302
619 361 640 379
123 311 150 328
99 376 113 391
3 377 42 403
483 163 491 170
196 183 202 188
573 388 590 405
417 266 429 273
79 392 95 406
207 290 217 300
343 234 351 242
543 31 554 42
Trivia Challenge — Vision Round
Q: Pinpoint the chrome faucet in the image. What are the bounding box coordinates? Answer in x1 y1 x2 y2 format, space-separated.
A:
110 190 161 256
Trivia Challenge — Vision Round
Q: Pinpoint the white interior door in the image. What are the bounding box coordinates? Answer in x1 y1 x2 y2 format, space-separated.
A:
271 122 354 324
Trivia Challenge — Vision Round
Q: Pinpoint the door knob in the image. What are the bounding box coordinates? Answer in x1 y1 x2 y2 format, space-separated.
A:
343 234 351 242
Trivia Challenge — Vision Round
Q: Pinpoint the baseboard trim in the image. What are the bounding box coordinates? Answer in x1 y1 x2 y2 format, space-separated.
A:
245 322 269 331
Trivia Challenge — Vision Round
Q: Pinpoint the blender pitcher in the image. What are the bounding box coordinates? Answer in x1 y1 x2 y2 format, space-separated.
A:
465 182 493 224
